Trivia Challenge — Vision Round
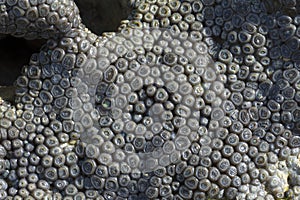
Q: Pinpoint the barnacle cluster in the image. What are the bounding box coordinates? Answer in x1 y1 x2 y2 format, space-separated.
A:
0 0 300 199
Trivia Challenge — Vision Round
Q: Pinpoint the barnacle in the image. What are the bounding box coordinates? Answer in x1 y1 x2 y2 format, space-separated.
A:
0 0 300 199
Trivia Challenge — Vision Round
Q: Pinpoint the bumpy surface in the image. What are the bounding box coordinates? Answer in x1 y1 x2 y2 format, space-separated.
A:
1 0 300 199
0 0 81 39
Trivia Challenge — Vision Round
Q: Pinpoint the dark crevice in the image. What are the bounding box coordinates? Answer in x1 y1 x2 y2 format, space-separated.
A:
0 37 45 86
74 0 132 35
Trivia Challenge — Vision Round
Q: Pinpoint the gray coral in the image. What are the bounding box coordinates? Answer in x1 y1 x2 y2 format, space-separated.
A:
0 0 300 199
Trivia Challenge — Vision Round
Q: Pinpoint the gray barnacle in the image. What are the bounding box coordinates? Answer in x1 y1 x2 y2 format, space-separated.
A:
1 0 300 199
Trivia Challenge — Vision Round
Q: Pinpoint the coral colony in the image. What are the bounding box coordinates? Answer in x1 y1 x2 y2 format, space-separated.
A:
0 0 300 199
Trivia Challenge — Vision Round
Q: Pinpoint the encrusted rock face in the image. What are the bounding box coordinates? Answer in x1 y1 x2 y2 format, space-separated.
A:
0 0 81 39
0 0 130 86
1 0 300 199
